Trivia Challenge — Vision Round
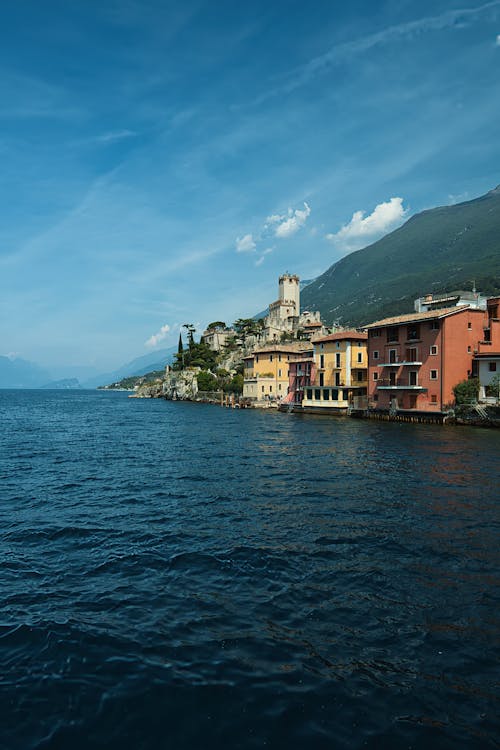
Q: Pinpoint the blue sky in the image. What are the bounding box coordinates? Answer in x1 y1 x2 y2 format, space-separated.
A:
1 0 499 373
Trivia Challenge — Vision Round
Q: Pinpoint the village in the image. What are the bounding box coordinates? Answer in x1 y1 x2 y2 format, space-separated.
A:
133 273 500 425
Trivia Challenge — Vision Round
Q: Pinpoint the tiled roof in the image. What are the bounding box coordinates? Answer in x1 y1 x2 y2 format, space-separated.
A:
365 305 474 328
314 330 367 343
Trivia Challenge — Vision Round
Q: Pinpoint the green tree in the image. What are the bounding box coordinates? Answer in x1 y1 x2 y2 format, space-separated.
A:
485 373 500 399
453 377 479 405
207 321 226 330
197 370 218 391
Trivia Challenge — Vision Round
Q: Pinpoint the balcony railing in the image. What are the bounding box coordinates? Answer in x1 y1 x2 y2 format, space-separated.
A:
376 378 425 390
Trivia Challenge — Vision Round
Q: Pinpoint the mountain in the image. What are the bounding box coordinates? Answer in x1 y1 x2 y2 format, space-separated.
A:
0 356 51 388
82 346 176 388
301 186 500 327
40 378 82 389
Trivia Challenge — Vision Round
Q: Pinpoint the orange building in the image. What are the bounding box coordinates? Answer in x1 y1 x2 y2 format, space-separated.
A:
366 306 487 414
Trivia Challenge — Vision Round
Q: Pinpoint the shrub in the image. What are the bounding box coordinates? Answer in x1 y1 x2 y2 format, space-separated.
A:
453 378 479 405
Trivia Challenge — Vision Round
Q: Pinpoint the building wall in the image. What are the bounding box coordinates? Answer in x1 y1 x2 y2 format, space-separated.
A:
368 309 487 412
302 337 367 410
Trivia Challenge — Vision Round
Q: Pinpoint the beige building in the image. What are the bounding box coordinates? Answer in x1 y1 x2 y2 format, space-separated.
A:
243 342 313 403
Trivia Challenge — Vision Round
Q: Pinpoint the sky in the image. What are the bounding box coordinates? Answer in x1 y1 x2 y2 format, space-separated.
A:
1 0 499 374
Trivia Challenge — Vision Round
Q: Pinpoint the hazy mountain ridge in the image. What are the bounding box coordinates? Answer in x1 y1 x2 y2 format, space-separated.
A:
301 186 500 326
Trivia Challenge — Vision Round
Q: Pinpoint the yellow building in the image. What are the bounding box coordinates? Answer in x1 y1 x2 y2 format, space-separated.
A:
243 343 312 404
302 331 368 412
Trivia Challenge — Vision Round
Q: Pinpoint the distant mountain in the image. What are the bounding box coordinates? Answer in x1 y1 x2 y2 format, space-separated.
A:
40 378 82 389
82 346 176 388
0 356 50 388
301 186 500 327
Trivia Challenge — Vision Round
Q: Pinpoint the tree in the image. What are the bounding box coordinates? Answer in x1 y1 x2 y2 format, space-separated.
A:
183 323 196 350
197 370 218 391
234 318 260 341
207 321 226 331
485 373 500 400
453 377 479 405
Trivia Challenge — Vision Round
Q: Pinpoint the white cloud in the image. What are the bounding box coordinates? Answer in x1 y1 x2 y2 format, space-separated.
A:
274 202 311 238
235 233 256 252
326 197 407 252
145 323 171 348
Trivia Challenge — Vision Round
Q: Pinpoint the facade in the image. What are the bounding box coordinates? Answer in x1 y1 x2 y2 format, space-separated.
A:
366 306 487 414
301 331 368 413
201 326 235 352
474 296 500 401
282 349 315 407
414 289 487 313
243 342 312 403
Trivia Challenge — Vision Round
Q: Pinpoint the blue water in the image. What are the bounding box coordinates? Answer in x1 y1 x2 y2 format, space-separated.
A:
0 389 499 749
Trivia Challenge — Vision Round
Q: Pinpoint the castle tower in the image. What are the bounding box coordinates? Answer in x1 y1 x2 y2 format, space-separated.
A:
279 273 300 313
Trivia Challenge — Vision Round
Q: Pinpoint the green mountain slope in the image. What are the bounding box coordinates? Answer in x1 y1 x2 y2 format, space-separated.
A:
301 186 500 326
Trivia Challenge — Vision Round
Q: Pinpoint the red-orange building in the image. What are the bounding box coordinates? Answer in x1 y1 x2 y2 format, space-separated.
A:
366 305 487 414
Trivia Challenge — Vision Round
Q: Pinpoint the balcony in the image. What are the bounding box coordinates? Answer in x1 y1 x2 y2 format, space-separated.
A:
380 359 422 367
376 378 426 390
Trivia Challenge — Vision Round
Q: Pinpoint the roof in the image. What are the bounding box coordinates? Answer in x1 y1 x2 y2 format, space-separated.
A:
253 342 313 355
365 305 478 328
314 330 367 343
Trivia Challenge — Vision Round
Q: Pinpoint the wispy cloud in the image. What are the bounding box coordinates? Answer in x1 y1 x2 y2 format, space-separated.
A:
255 247 274 267
326 197 407 253
94 129 137 144
251 1 500 103
145 323 171 348
235 233 256 252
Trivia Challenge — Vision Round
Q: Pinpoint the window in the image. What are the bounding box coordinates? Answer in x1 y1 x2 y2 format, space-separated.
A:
319 373 324 386
335 353 341 368
269 385 272 392
335 372 341 386
278 384 282 391
306 389 312 399
430 370 438 380
430 394 437 404
389 349 397 364
343 389 349 401
409 371 418 386
320 343 324 350
373 372 378 381
430 345 438 355
407 323 420 341
278 354 281 362
387 327 399 342
373 350 379 360
261 385 264 392
256 355 259 363
489 362 497 372
468 322 472 330
320 354 324 369
278 369 282 377
373 394 378 402
370 328 381 338
357 371 364 382
407 348 418 362
467 346 472 353
336 342 340 348
430 320 439 330
323 389 330 400
357 352 363 363
332 389 339 400
315 389 321 400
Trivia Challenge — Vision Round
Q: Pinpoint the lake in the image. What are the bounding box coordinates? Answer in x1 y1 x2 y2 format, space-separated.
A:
0 389 499 749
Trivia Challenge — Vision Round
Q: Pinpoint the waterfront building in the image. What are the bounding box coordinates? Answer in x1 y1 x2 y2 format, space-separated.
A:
301 331 368 413
474 295 500 401
281 348 315 408
366 305 487 414
414 289 487 313
243 342 312 404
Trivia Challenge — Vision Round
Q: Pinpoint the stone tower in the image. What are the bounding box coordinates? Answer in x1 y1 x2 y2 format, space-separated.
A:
278 273 300 314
